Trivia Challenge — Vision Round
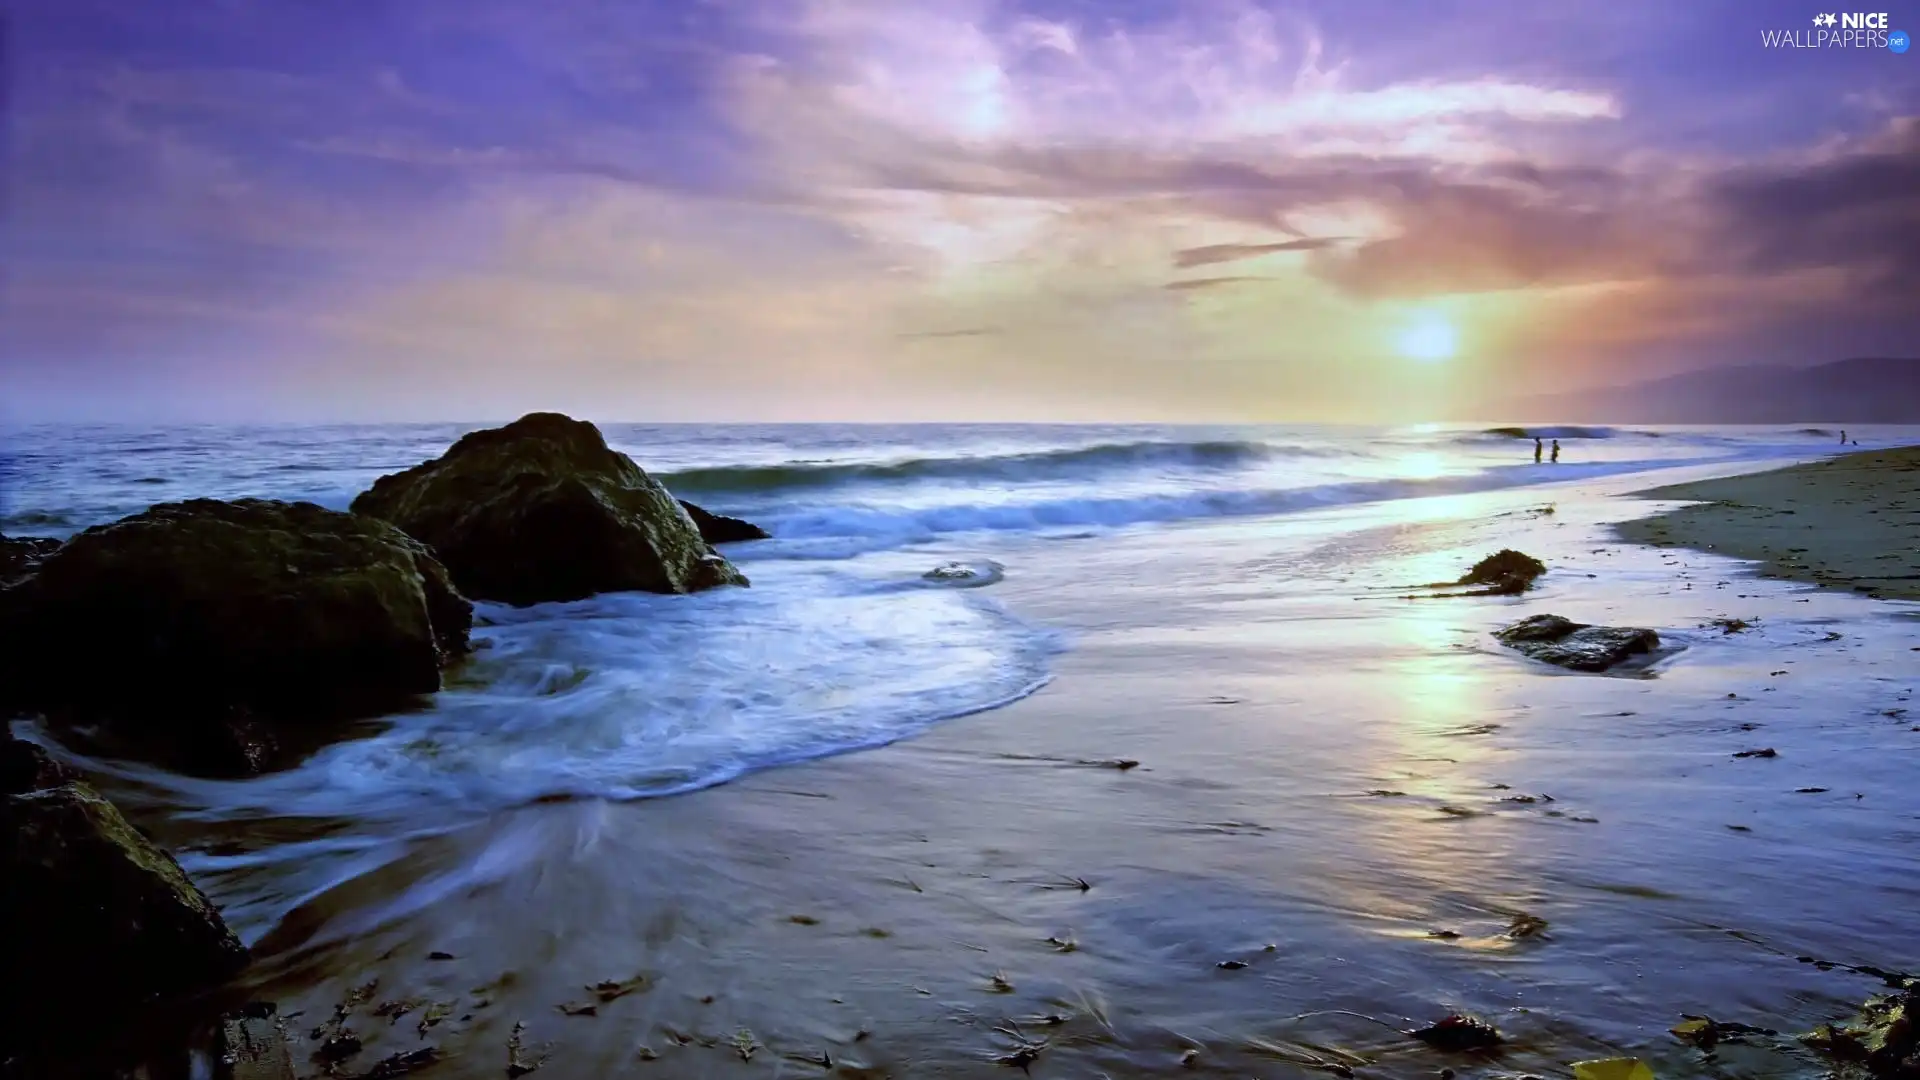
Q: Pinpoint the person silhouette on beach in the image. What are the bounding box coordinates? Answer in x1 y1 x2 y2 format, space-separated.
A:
1533 437 1543 464
1550 439 1561 463
1841 430 1847 444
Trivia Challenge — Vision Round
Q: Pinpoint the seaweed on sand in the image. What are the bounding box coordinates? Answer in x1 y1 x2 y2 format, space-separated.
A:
1374 549 1549 600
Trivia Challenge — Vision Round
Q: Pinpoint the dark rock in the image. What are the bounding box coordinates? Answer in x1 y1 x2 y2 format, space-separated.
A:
1459 549 1547 595
0 534 60 588
351 413 747 604
0 499 471 774
1494 614 1660 672
0 737 78 794
1 783 248 1049
218 1003 297 1080
678 500 771 544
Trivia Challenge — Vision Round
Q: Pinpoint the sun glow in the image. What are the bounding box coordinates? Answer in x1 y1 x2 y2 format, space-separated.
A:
1397 315 1458 362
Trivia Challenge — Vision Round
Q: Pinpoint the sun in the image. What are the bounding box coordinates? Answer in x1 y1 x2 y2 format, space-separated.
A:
1397 316 1458 363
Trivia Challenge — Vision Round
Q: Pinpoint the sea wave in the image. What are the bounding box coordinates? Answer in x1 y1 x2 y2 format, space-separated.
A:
737 456 1732 555
1477 426 1631 440
657 439 1336 495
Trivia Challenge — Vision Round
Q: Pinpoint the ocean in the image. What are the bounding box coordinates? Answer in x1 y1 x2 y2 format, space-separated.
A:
7 420 1919 1077
0 421 1872 807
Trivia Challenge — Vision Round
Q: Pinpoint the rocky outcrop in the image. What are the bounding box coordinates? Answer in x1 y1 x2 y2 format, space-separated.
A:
1804 982 1920 1078
2 744 249 1053
0 534 60 588
1494 614 1661 672
678 499 771 545
351 413 748 604
0 499 472 774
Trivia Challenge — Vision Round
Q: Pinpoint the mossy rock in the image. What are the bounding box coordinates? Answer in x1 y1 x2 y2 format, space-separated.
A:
352 413 747 604
0 499 472 773
1 781 249 1050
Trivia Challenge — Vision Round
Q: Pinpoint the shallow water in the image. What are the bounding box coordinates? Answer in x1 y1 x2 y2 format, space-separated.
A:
8 423 1920 1076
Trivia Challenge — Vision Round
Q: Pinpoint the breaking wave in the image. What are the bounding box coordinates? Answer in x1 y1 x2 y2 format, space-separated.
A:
658 439 1340 495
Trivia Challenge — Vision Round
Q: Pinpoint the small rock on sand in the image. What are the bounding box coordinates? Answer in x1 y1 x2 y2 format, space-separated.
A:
1493 614 1661 672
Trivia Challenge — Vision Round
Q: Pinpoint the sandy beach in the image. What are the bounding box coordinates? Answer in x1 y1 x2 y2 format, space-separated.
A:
1618 447 1920 602
36 445 1898 1080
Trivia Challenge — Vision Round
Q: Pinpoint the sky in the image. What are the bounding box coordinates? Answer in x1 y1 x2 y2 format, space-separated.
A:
2 0 1916 423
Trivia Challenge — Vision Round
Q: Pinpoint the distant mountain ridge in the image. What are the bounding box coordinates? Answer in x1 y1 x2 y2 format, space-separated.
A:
1501 358 1920 424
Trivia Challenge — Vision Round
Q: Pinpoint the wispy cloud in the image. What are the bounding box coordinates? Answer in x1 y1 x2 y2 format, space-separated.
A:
1163 276 1272 291
6 0 1917 421
1173 238 1347 268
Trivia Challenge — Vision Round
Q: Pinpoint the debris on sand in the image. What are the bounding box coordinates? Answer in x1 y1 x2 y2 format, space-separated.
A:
1392 549 1549 599
589 975 649 1003
506 1021 548 1077
993 1035 1047 1072
217 1003 297 1080
1707 617 1755 634
373 998 423 1022
1410 1014 1504 1050
731 1028 762 1062
416 1001 454 1040
1733 748 1779 759
315 1030 365 1066
354 1047 441 1079
1459 550 1548 594
557 1001 598 1017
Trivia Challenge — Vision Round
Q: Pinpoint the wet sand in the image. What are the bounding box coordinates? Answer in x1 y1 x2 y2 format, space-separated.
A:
1617 446 1920 601
47 458 1920 1079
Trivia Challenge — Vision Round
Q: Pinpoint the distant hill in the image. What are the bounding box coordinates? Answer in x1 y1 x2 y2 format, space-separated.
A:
1500 358 1920 424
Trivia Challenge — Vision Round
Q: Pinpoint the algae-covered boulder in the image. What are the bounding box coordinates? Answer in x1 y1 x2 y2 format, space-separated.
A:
351 413 748 604
1494 614 1661 672
1 781 249 1043
678 499 771 545
0 499 472 772
1804 983 1920 1078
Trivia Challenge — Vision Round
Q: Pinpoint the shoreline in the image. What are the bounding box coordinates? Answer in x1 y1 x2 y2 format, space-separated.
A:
1614 445 1920 601
13 431 1920 1077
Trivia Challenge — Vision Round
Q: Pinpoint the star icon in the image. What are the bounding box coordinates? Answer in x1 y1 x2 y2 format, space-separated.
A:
1824 13 1839 26
1813 13 1826 25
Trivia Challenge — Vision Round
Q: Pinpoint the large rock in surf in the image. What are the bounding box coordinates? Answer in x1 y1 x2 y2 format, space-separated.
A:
0 499 472 773
350 412 748 604
1494 613 1660 672
678 499 771 544
2 744 249 1051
